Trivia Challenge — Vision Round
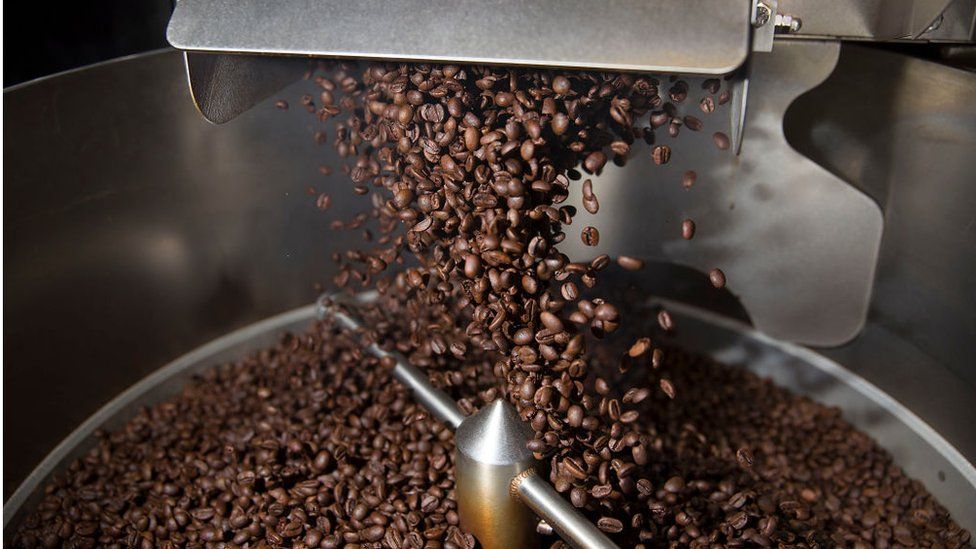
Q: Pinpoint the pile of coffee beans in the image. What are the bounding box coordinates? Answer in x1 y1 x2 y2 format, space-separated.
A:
13 60 972 548
13 304 970 547
13 308 495 548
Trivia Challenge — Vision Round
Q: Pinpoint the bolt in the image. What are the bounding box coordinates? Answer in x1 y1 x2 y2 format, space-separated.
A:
774 13 802 33
753 2 771 27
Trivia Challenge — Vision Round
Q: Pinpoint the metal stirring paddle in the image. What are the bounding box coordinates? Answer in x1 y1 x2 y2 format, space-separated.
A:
316 293 619 549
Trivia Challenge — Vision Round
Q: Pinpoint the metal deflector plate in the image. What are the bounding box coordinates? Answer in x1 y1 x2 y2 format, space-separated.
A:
560 41 883 346
167 0 750 75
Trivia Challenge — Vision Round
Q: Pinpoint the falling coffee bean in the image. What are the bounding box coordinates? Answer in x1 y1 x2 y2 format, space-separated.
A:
713 132 731 150
700 97 716 114
652 145 672 165
709 268 726 288
658 309 674 331
660 378 677 399
584 151 607 173
581 226 600 246
316 193 332 211
561 282 579 301
616 256 644 271
628 337 651 358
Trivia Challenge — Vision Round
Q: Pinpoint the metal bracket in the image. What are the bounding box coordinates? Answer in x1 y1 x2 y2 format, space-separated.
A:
183 52 308 125
752 0 778 52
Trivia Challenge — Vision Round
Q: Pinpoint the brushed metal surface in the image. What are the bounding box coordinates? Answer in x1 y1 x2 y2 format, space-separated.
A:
184 51 309 124
783 44 976 454
778 0 974 40
167 0 751 75
558 40 883 346
2 50 345 498
455 400 538 549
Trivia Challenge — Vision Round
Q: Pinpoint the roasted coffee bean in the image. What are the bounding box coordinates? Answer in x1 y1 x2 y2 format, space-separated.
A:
551 75 572 95
275 99 289 109
667 120 681 138
659 378 676 399
683 115 703 131
584 151 607 173
622 388 649 405
628 337 651 358
709 268 726 288
591 484 613 499
590 254 611 271
681 219 696 240
540 311 564 332
566 405 584 428
700 96 716 114
651 145 671 165
583 195 599 214
657 309 674 331
595 303 620 322
570 487 588 508
713 131 730 150
682 170 697 189
664 476 685 493
652 348 664 369
561 282 579 301
736 447 755 469
494 91 515 107
551 112 570 135
702 78 721 94
597 517 624 533
616 255 644 271
316 193 332 211
581 226 600 246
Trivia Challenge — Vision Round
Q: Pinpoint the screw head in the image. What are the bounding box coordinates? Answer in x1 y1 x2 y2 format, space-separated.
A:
754 3 771 27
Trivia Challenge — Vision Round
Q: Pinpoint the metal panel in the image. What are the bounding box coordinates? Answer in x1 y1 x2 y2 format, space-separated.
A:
167 0 751 75
783 44 976 425
779 0 974 40
184 52 309 124
558 41 884 346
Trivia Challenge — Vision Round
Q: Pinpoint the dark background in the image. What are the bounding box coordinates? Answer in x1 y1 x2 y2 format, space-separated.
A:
4 1 173 87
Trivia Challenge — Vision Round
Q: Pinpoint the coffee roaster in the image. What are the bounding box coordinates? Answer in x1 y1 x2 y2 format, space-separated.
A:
5 0 976 546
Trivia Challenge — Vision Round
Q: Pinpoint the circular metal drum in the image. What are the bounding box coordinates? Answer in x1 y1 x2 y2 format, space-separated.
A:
5 44 976 542
4 302 974 536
